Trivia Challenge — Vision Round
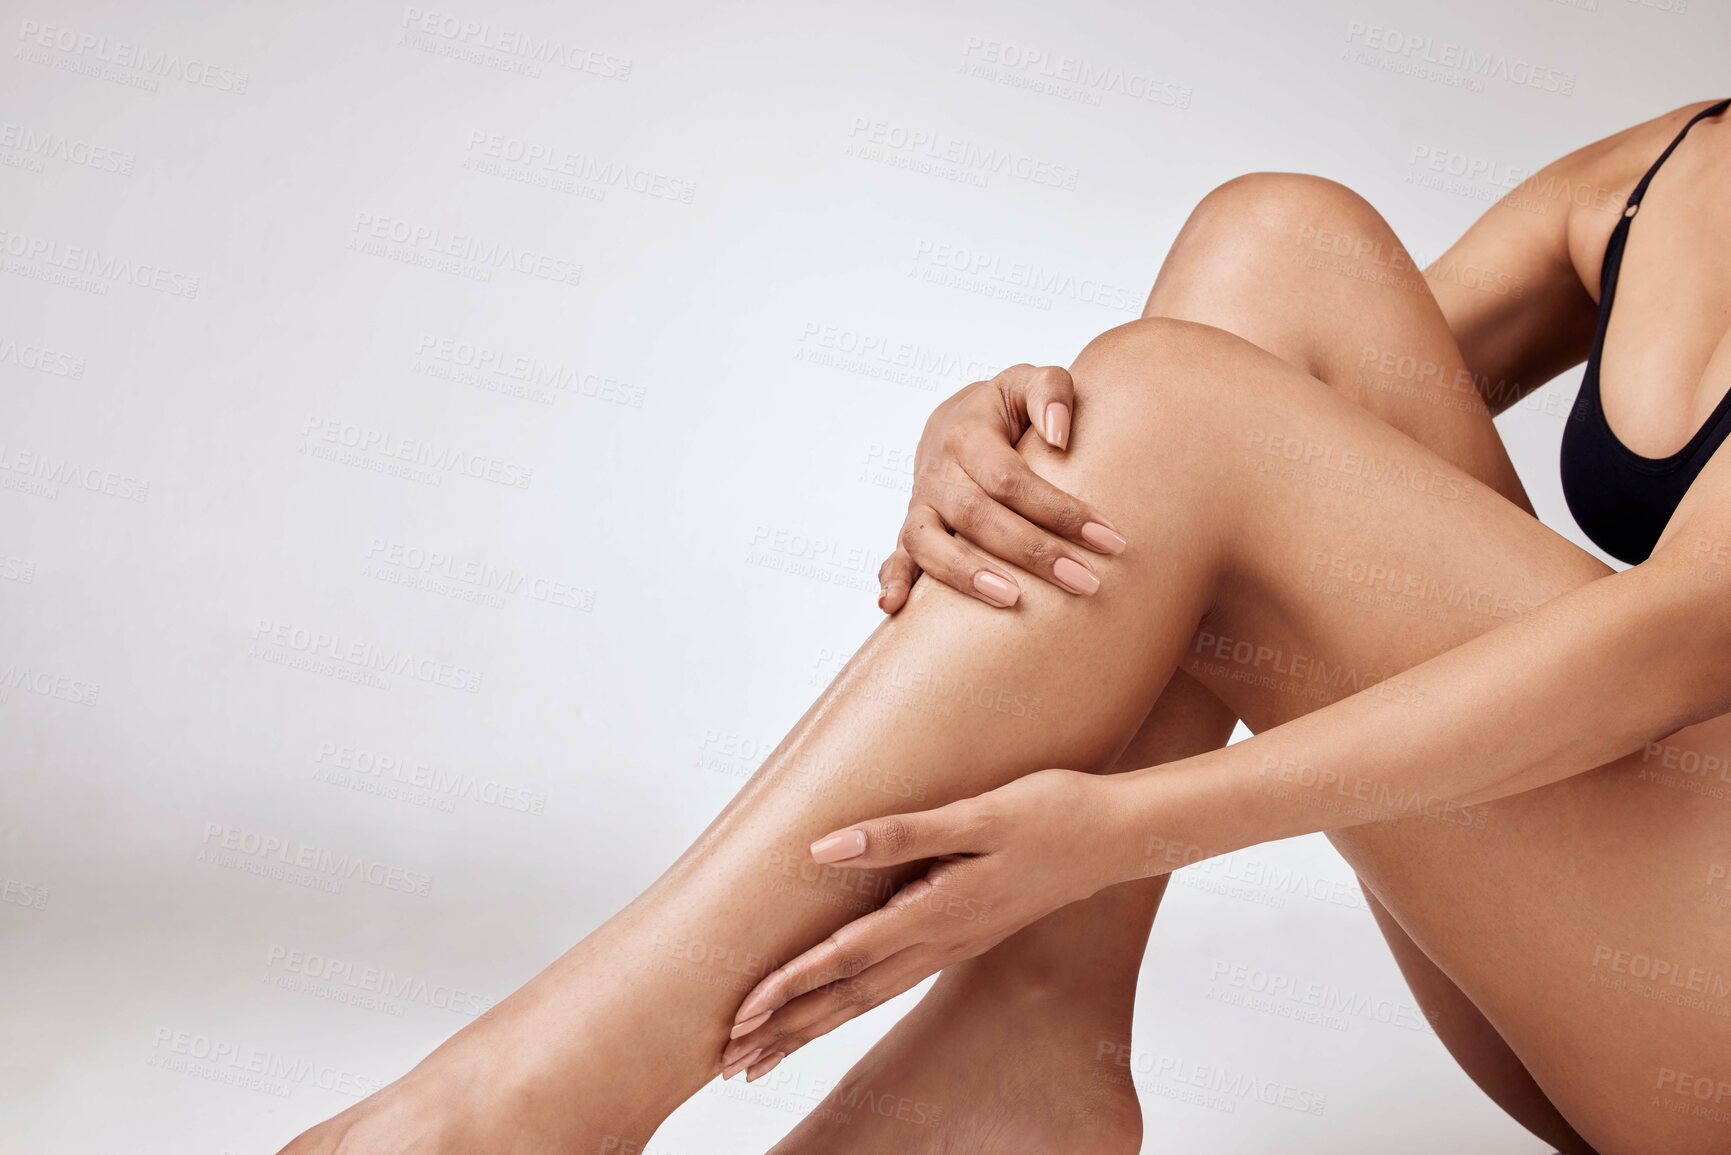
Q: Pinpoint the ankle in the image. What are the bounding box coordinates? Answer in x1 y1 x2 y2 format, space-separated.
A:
938 957 1135 1051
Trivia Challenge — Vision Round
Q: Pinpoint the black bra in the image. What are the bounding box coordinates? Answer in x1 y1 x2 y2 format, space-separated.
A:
1559 97 1731 566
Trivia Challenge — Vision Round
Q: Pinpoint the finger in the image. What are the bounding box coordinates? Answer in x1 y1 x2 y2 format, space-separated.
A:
927 450 1100 595
810 797 989 870
726 949 939 1076
962 443 1126 560
731 876 956 1026
898 504 1020 608
722 948 922 1067
997 364 1076 450
876 548 918 614
938 481 1102 597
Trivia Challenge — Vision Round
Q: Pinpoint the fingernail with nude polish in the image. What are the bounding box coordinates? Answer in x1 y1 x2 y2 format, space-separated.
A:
746 1052 785 1083
723 1047 763 1080
1080 522 1127 554
730 1011 771 1039
972 571 1020 607
810 829 866 864
1052 557 1100 596
1043 402 1071 450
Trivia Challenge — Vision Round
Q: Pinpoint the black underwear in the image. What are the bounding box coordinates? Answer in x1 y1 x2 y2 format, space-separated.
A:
1559 97 1731 565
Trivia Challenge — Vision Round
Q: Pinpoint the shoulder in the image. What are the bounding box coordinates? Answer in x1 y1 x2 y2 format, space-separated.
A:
1552 100 1727 297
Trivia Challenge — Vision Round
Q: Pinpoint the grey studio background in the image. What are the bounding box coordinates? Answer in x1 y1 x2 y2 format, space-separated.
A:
2 0 1721 1152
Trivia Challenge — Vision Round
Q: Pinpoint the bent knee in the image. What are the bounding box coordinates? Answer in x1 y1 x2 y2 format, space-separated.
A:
1189 171 1383 242
1066 317 1284 429
1162 172 1398 288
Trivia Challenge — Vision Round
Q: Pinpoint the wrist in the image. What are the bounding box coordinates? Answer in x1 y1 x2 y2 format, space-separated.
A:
1098 751 1250 885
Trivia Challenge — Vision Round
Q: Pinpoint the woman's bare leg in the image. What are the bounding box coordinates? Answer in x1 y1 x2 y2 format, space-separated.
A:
764 673 1234 1155
286 195 1727 1155
280 363 1236 1152
774 172 1586 1155
715 244 1726 1155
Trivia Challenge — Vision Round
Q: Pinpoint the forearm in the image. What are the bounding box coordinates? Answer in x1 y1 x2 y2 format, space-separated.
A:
1111 555 1731 875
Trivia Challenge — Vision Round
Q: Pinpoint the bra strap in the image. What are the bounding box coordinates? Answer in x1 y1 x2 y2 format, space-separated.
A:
1627 97 1731 210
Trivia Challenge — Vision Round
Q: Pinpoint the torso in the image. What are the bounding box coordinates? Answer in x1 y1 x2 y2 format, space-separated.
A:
1567 103 1731 460
1555 100 1731 563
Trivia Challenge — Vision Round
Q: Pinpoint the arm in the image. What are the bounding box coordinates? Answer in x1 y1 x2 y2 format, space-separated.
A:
721 449 1731 1065
1427 100 1728 414
1109 446 1731 868
1423 166 1597 414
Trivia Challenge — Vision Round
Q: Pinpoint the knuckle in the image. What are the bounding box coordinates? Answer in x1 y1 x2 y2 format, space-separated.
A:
874 818 917 857
970 801 1006 844
1020 535 1056 569
979 462 1023 499
1031 364 1069 392
948 489 987 530
831 948 872 979
1048 501 1087 533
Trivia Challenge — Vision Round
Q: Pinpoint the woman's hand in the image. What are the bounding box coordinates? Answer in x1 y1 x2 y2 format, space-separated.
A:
719 769 1131 1080
878 365 1127 614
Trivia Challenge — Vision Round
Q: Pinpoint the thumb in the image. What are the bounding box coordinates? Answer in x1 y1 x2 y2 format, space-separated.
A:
809 800 980 868
998 364 1076 450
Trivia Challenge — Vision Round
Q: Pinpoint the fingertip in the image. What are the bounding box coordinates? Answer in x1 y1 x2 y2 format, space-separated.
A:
730 1010 771 1039
735 985 778 1025
1042 401 1071 450
971 570 1020 608
810 828 867 864
1080 521 1128 555
877 580 908 614
722 1047 764 1081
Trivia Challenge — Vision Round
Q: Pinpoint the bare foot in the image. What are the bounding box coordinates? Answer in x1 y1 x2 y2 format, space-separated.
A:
766 960 1142 1155
276 930 715 1154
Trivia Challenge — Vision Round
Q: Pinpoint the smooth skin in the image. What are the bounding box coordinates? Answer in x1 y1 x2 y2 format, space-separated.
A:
280 103 1731 1155
736 101 1731 1155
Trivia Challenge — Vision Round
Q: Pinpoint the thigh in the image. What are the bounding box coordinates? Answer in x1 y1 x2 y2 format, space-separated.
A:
1153 173 1587 1149
1140 328 1731 1153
